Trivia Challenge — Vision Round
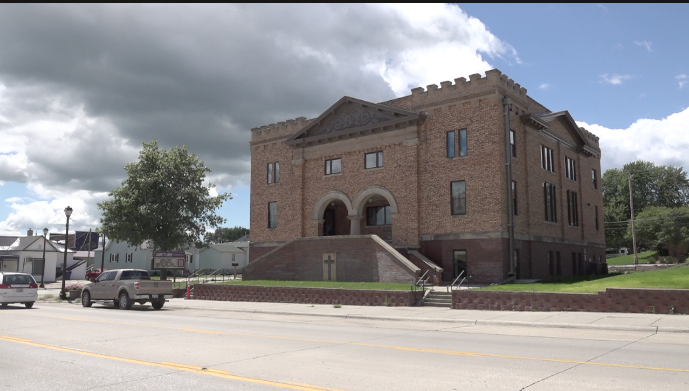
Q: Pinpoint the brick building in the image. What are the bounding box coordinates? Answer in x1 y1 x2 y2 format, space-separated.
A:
248 69 605 283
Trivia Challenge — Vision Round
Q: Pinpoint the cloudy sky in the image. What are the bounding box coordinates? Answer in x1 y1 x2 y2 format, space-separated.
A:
1 4 688 236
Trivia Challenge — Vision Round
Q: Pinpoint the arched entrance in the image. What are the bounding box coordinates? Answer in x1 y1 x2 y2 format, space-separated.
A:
352 186 398 243
312 191 355 236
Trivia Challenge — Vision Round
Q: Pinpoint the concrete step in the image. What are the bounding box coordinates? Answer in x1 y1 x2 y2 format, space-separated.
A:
423 301 452 307
422 291 453 307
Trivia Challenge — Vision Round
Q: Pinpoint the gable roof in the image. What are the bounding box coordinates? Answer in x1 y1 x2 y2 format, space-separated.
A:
535 111 601 157
285 96 423 147
201 243 245 253
0 235 68 252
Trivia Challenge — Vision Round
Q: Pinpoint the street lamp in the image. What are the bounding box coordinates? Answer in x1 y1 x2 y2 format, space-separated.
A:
59 206 73 300
39 227 48 288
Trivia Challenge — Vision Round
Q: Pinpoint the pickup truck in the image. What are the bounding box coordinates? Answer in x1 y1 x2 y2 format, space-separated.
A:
81 269 173 310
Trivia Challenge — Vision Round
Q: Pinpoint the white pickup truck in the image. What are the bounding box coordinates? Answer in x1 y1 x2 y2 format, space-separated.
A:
81 269 173 310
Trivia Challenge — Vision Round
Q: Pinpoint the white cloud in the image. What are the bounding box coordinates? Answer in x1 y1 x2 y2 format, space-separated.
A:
577 108 689 174
539 83 551 91
634 40 652 52
677 74 688 89
600 73 634 85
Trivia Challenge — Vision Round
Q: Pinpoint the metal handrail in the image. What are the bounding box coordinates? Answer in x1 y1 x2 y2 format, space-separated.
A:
447 270 465 292
415 270 429 286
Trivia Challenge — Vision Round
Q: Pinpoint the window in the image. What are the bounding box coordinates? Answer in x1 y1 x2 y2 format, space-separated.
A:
592 169 597 189
365 151 383 169
268 202 277 228
543 182 557 222
459 129 467 156
231 254 236 263
32 259 45 275
510 129 516 158
565 156 577 181
121 270 150 280
126 253 133 263
595 205 599 231
447 129 467 158
512 180 517 215
567 190 579 226
109 253 119 263
325 158 342 175
451 181 466 215
366 205 391 225
267 162 279 183
446 131 455 158
541 145 554 172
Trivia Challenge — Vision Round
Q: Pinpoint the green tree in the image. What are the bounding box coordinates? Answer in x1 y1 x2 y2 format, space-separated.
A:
602 161 689 248
98 141 231 273
204 226 249 244
631 206 689 256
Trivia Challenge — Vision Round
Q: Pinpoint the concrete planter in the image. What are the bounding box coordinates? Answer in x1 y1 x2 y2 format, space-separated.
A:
68 289 82 300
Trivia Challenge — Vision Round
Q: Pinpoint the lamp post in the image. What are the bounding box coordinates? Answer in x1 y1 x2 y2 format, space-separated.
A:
39 227 48 288
59 206 73 300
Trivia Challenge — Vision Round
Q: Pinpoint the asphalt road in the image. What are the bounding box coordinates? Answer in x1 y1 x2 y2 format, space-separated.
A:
1 302 688 391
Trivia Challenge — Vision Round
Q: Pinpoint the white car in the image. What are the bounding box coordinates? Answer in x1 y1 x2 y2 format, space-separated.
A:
0 272 38 309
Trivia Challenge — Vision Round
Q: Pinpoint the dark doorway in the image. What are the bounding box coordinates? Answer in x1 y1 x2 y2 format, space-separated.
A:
323 209 336 236
452 250 467 279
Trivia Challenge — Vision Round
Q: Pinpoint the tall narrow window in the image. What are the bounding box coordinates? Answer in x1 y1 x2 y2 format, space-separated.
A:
126 253 133 263
512 180 517 215
510 129 516 158
543 182 557 222
595 205 599 231
459 129 468 156
451 181 466 215
592 169 597 189
365 151 383 169
267 162 279 183
567 190 579 226
325 158 342 175
268 202 277 228
446 131 455 158
565 156 577 181
541 145 554 172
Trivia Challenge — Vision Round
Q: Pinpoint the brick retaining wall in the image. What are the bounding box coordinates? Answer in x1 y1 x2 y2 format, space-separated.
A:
452 288 689 314
193 284 423 307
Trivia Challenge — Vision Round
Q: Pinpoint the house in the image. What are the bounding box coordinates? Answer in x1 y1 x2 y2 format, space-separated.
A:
247 69 606 283
0 232 80 282
197 240 249 272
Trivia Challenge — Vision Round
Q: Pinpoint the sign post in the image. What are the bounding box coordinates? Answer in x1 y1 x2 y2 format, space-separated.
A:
152 251 186 281
232 262 239 279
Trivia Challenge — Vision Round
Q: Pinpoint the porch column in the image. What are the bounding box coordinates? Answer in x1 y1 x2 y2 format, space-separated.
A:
347 215 361 235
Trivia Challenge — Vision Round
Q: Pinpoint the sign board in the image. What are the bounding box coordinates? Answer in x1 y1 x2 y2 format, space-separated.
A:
152 251 186 270
231 263 239 267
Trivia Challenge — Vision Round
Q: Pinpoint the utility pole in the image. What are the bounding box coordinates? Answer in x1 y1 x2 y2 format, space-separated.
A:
628 173 639 269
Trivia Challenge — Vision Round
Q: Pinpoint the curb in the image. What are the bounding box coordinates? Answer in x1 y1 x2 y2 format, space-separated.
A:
166 305 689 333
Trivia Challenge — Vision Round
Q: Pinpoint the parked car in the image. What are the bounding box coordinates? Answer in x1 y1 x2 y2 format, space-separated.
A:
0 272 38 309
85 268 105 280
81 269 173 310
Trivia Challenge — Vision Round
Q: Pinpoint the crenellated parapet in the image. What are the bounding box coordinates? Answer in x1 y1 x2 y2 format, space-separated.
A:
409 69 529 107
251 116 312 143
578 126 600 147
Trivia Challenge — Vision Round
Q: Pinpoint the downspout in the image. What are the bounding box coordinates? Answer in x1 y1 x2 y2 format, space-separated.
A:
503 97 516 276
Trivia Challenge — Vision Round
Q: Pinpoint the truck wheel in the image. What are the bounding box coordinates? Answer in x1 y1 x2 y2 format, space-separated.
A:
118 292 132 310
25 302 34 309
151 300 164 310
82 291 93 307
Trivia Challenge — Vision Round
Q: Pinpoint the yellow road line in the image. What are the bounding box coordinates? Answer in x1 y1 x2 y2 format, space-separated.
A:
13 312 689 373
0 336 344 391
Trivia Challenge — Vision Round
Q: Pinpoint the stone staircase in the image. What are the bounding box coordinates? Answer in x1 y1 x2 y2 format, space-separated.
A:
422 290 452 307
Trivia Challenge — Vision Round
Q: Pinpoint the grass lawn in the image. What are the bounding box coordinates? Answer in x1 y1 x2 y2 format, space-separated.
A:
482 264 689 293
605 251 656 265
212 280 416 291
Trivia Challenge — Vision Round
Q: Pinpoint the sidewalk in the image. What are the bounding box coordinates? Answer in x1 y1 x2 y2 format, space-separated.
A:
37 284 689 333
